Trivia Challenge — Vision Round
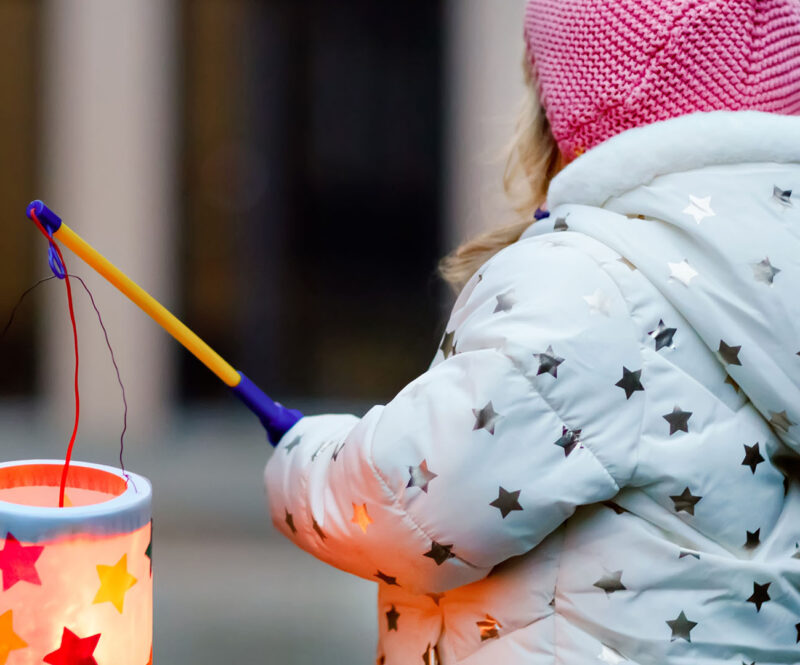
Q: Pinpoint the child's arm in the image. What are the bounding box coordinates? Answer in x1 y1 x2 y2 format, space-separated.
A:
265 237 644 595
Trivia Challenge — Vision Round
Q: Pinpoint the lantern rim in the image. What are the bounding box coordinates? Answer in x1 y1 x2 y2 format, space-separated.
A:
0 460 151 543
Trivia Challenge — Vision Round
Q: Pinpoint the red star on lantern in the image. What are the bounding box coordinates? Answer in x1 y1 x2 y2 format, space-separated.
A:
0 533 44 590
43 628 100 665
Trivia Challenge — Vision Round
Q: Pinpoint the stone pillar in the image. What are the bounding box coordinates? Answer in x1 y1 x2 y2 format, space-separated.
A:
39 0 178 446
444 0 528 248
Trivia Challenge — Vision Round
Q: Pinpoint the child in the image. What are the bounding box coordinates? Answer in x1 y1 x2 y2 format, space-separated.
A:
262 1 800 663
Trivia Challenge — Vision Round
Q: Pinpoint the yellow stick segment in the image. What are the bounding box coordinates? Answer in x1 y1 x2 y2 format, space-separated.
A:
54 223 241 388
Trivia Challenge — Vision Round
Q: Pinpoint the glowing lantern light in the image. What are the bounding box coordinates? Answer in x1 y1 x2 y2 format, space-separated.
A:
0 460 152 664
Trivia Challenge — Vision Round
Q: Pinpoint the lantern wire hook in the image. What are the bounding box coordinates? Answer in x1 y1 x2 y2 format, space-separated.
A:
28 207 80 509
47 235 66 280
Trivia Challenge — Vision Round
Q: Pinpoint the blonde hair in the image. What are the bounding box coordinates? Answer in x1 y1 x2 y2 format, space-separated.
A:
439 57 562 293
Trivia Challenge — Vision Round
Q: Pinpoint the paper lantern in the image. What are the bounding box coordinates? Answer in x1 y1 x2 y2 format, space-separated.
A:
0 460 152 664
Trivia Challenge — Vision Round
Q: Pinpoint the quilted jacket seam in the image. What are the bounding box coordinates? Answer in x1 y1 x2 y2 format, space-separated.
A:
521 236 646 488
505 351 623 494
363 423 484 574
366 345 622 570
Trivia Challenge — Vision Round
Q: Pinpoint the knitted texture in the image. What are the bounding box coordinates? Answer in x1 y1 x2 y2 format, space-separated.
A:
524 0 800 161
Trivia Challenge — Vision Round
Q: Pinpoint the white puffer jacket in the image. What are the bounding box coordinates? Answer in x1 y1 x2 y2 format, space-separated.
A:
265 111 800 665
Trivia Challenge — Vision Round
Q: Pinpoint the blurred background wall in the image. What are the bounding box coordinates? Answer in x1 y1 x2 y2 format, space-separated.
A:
0 0 527 662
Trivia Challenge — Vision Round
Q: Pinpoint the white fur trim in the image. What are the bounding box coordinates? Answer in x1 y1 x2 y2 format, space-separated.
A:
547 111 800 209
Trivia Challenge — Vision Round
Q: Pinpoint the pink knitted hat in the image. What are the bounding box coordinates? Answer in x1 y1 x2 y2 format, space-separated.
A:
524 0 800 161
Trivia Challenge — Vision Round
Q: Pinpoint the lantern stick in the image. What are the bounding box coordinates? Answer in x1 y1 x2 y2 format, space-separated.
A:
25 200 282 432
51 221 239 388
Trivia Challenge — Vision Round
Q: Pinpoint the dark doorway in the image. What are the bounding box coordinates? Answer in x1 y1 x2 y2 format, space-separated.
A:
180 0 444 403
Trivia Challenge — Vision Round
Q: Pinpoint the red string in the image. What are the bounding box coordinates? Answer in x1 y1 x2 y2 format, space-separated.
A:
29 211 80 508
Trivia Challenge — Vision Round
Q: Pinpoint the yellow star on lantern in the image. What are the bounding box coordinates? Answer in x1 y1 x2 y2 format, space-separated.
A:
0 609 27 664
351 503 373 534
93 553 137 613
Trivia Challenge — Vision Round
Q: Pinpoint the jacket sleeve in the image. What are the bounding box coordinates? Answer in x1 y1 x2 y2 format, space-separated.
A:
264 236 645 595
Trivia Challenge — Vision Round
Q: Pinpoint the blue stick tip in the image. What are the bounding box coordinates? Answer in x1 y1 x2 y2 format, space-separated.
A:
26 200 63 234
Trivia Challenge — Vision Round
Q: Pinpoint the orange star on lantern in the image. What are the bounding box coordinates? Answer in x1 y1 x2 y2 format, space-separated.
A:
0 533 43 590
43 628 100 665
351 503 373 534
93 553 137 613
0 610 27 664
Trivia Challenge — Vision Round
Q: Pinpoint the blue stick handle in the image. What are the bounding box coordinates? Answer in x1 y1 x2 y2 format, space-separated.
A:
232 373 303 446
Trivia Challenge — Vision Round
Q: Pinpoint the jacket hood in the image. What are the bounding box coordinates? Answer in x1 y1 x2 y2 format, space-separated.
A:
531 110 800 456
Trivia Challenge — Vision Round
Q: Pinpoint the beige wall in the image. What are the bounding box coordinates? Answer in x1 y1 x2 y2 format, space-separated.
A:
40 0 178 442
444 0 529 249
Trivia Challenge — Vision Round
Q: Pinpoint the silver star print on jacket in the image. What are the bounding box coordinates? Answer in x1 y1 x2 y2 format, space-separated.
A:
773 185 793 207
385 605 399 631
534 345 564 377
477 615 502 641
424 541 456 566
284 509 296 534
648 319 677 351
683 194 715 223
583 289 613 316
744 529 760 550
663 406 692 435
407 460 438 492
741 443 764 474
718 340 742 366
494 290 517 313
769 410 795 433
593 570 626 594
667 611 697 642
490 487 523 518
311 439 336 461
473 402 502 434
312 518 326 540
752 257 781 285
747 582 771 612
375 571 398 586
668 259 698 286
615 367 644 399
670 487 702 515
553 216 569 231
423 645 440 665
440 331 455 358
554 426 582 456
284 436 301 453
